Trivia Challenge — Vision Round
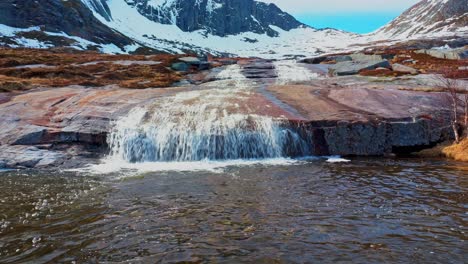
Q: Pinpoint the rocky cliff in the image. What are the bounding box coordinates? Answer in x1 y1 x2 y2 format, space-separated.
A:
126 0 304 37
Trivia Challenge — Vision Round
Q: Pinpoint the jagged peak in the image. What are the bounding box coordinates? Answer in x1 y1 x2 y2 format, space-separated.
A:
119 0 304 37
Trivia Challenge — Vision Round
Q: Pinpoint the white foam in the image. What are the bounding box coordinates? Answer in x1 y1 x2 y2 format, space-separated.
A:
79 157 306 175
274 60 320 85
326 156 351 163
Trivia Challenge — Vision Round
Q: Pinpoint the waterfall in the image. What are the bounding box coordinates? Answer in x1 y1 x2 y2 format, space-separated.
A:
274 60 319 85
107 65 311 163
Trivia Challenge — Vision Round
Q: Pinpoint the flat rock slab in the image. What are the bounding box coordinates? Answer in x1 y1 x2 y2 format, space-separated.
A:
267 84 445 121
0 85 191 145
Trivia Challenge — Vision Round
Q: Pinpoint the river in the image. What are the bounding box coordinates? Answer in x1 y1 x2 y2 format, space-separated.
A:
0 158 466 263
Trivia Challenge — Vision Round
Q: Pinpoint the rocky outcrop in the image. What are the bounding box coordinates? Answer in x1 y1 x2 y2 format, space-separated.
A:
328 60 391 76
294 118 450 156
415 47 468 60
0 60 457 168
127 0 304 37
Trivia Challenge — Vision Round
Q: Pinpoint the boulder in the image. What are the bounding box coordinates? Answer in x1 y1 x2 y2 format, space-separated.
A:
0 146 64 168
392 63 418 74
349 53 383 61
178 57 201 64
329 60 391 76
176 57 211 71
300 55 351 64
171 62 190 72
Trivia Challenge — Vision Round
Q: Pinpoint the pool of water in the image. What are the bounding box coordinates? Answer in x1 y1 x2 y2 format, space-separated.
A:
0 158 466 263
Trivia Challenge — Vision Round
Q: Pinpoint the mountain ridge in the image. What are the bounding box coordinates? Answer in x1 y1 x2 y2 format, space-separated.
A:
374 0 467 39
0 0 466 57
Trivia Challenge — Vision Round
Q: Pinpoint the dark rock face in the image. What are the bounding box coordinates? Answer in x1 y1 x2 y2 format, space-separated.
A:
0 0 132 46
294 118 451 156
81 0 113 21
127 0 305 37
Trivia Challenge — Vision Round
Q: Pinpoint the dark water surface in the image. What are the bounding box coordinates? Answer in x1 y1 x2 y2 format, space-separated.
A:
0 159 466 263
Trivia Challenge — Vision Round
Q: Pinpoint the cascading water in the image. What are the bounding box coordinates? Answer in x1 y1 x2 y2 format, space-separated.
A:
274 60 319 85
107 64 311 163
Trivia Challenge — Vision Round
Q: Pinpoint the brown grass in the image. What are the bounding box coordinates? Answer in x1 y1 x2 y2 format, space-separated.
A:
443 139 468 162
397 87 445 92
359 68 409 77
356 48 468 79
0 48 190 90
383 49 468 78
0 47 181 66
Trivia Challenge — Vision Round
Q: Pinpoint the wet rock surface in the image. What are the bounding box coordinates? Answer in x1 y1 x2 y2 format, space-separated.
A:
0 85 192 168
0 59 458 168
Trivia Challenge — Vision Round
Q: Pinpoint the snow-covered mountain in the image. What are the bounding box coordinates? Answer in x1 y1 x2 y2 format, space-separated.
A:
124 0 304 37
87 0 363 56
0 0 361 57
374 0 468 39
0 0 466 57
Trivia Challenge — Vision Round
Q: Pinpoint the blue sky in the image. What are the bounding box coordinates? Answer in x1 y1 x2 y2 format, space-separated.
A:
295 12 402 33
261 0 421 33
